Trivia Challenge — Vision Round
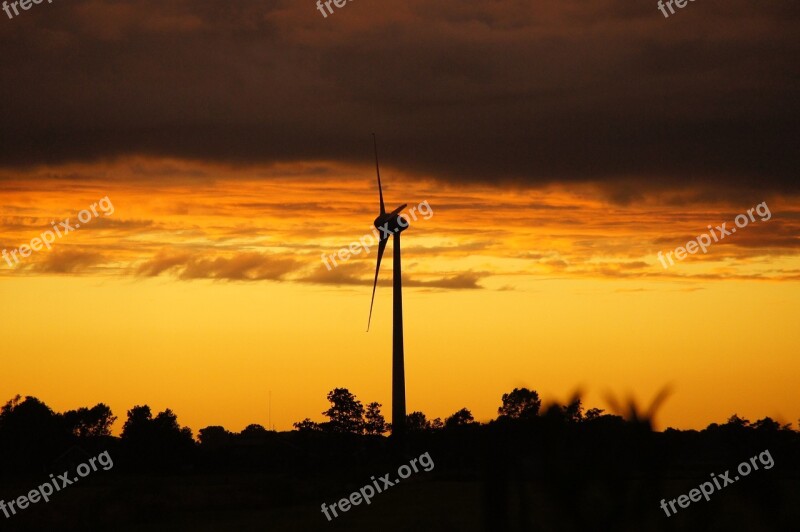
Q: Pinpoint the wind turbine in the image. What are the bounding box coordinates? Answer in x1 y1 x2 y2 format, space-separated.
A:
367 134 408 442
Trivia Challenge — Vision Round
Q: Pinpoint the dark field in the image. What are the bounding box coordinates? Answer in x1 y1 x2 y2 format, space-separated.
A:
2 418 799 532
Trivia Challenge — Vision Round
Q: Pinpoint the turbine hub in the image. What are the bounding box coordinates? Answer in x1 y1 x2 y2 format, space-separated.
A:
374 211 408 237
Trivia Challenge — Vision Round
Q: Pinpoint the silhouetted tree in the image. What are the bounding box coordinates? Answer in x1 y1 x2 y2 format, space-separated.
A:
63 403 116 437
121 405 194 469
240 424 269 437
584 407 604 421
726 414 751 427
153 409 194 446
293 418 321 432
498 388 541 420
0 396 62 438
364 402 388 435
407 411 430 432
154 409 188 434
198 426 233 447
121 405 153 441
322 388 364 434
0 395 67 472
237 424 271 444
445 408 476 428
431 417 444 430
752 417 781 431
563 398 583 423
0 395 56 429
0 394 22 415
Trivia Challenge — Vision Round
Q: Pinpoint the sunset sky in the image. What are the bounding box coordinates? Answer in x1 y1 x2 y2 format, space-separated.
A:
1 0 798 434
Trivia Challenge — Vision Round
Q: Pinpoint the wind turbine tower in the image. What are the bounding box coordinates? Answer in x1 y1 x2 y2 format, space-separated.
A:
367 134 409 442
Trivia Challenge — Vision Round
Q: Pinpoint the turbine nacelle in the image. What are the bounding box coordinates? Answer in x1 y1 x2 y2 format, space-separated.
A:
374 204 409 239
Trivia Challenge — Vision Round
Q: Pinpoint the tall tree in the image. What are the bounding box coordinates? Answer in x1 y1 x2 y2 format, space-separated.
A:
322 388 364 434
364 402 388 435
121 405 153 441
498 388 541 420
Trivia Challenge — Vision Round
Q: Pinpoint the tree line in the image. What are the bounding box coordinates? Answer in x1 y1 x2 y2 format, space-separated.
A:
0 387 795 475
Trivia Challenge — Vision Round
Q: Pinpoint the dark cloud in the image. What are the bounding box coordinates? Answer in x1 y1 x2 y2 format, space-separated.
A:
135 251 301 281
27 249 107 274
0 215 156 238
402 272 484 290
0 0 798 196
300 262 366 286
135 252 194 277
301 261 486 289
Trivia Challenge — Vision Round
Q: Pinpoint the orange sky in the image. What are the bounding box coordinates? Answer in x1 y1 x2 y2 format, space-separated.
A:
1 157 799 434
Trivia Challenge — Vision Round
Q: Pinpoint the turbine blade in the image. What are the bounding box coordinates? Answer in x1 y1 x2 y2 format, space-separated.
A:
389 204 408 216
372 133 385 215
367 238 388 331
